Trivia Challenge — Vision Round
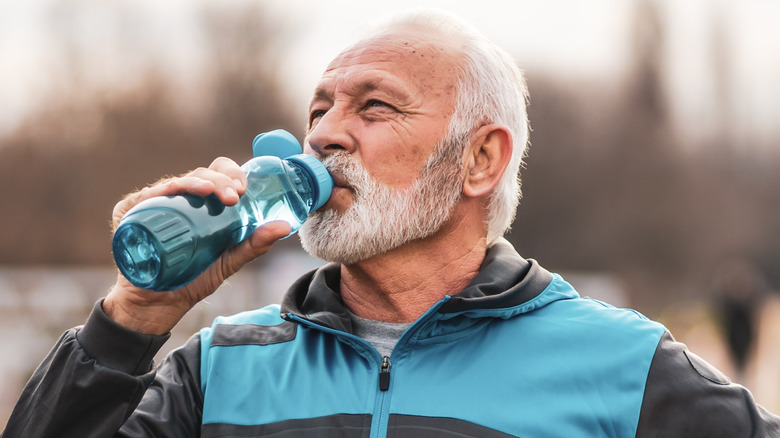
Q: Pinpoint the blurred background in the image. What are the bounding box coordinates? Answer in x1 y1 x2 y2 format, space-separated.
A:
1 0 779 427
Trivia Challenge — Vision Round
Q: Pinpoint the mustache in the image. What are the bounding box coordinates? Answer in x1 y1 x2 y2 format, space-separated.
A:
320 152 372 192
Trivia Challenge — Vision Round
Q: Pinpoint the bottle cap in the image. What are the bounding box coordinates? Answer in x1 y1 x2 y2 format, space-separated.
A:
286 154 333 211
252 129 302 159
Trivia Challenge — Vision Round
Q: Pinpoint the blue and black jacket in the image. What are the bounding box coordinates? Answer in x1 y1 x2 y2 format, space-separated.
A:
4 240 779 437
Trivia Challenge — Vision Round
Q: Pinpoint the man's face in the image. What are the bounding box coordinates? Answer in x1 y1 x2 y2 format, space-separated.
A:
303 29 462 211
299 30 465 264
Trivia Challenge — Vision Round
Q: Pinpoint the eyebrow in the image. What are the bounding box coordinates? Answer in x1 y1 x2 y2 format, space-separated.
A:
309 86 333 108
352 78 412 104
309 75 414 109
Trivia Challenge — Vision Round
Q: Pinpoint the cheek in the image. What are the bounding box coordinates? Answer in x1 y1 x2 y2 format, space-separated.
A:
353 124 444 188
363 150 429 188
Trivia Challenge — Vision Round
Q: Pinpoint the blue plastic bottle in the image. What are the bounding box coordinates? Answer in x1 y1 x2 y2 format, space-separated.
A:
112 130 332 291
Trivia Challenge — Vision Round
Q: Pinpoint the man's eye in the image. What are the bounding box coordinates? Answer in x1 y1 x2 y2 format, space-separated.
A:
364 100 395 111
309 109 328 127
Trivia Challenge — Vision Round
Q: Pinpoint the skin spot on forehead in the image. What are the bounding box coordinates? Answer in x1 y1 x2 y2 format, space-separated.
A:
324 30 462 111
334 28 462 67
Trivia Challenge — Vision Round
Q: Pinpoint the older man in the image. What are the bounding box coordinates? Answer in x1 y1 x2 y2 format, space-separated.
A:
4 10 779 438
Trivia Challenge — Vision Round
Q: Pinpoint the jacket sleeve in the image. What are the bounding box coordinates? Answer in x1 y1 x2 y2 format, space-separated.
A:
636 331 780 438
1 300 203 438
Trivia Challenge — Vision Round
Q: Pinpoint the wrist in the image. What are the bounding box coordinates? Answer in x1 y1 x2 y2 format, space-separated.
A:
103 279 187 335
79 299 170 374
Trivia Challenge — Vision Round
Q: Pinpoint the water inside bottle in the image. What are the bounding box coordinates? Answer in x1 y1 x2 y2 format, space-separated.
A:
233 166 311 241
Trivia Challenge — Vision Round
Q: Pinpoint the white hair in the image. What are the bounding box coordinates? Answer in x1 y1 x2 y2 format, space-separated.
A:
366 9 531 245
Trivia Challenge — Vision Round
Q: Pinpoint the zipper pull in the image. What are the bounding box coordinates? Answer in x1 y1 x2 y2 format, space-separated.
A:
379 356 391 391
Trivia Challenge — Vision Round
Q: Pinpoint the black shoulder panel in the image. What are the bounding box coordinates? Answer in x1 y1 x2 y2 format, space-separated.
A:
636 331 780 437
210 321 297 347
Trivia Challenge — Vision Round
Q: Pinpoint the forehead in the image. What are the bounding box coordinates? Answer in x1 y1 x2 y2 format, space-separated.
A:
316 29 463 99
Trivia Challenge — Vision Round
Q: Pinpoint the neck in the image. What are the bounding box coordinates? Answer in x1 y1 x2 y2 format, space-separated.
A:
339 206 487 323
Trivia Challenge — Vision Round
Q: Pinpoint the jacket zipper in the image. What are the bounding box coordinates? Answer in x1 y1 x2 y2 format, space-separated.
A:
283 313 393 391
379 356 391 391
283 297 451 438
283 313 391 437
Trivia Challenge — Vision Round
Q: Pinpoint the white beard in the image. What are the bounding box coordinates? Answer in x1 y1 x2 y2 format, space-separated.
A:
299 139 464 265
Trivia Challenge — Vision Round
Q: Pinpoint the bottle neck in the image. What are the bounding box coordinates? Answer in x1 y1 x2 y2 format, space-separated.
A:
284 160 317 214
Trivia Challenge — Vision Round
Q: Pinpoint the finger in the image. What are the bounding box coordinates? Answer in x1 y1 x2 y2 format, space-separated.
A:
111 176 217 229
113 158 247 226
208 157 248 195
219 221 292 278
187 165 243 205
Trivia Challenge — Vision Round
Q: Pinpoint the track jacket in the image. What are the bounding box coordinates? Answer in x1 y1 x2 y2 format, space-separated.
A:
3 240 779 437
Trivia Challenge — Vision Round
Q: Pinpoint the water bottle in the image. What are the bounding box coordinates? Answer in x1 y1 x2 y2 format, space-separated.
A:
112 129 333 291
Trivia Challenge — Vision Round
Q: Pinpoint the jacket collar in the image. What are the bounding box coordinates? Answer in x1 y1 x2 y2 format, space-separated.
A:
280 239 559 331
439 238 552 314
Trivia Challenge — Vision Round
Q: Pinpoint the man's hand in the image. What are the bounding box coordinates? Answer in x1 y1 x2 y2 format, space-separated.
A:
104 157 292 335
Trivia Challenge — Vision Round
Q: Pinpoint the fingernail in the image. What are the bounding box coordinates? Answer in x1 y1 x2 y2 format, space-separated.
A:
225 187 238 199
233 178 244 191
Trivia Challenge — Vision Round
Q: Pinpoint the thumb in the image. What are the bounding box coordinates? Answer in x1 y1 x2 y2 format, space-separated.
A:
219 221 292 278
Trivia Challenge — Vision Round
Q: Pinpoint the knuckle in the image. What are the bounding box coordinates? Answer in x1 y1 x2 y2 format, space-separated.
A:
187 167 210 177
211 156 233 167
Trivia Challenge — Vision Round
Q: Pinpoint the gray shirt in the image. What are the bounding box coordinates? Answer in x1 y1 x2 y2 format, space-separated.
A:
349 311 411 357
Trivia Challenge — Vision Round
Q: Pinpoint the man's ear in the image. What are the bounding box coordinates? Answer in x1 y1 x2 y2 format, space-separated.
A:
463 124 513 198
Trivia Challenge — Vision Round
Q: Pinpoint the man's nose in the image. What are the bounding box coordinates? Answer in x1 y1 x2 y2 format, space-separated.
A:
304 108 357 157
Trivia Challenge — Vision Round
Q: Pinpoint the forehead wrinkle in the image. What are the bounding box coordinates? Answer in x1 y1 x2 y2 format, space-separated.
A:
348 73 416 104
314 69 417 108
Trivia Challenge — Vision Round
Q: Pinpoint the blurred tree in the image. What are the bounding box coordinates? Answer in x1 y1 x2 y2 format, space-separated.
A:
510 1 778 311
0 3 299 265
